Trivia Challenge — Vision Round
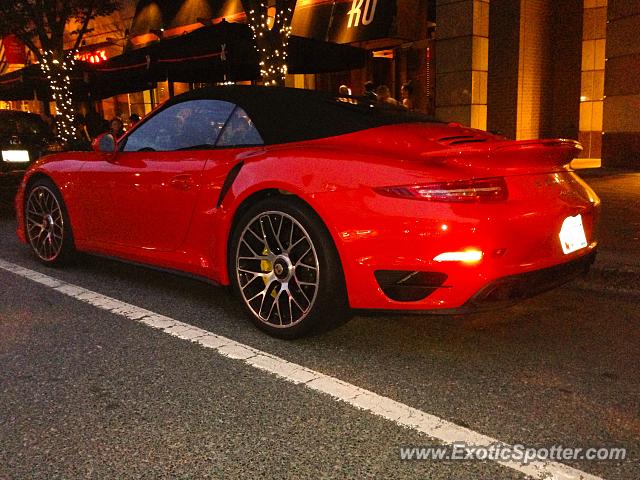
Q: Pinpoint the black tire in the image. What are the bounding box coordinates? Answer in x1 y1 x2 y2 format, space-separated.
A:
24 178 75 266
229 196 349 339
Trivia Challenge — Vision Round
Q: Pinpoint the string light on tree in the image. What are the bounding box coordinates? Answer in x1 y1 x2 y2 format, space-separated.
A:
245 1 296 86
0 1 119 144
40 50 77 143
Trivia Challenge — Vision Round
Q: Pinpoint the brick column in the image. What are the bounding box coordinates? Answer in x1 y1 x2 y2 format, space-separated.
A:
486 0 520 138
578 0 607 164
487 0 582 142
602 0 640 169
435 0 489 130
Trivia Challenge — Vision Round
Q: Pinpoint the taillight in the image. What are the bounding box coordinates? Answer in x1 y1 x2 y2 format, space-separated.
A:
375 177 508 202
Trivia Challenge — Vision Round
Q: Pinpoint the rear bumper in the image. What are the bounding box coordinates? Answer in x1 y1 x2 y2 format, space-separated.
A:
315 171 600 311
352 245 598 313
358 250 596 315
464 248 596 308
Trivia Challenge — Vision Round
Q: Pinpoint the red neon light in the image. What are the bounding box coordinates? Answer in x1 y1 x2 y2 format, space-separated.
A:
75 50 108 64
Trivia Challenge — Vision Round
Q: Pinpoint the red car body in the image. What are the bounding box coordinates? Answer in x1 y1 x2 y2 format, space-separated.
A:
16 86 599 327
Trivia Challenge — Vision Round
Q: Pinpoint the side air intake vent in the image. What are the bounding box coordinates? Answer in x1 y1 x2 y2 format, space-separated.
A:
374 270 448 302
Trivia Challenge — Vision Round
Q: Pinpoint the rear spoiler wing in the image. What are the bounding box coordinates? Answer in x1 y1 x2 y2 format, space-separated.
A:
421 139 583 172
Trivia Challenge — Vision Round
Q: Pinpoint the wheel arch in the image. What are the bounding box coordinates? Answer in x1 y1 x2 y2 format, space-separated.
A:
24 171 57 196
223 188 347 291
21 172 60 226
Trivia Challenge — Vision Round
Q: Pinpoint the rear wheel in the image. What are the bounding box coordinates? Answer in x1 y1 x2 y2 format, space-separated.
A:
25 178 75 266
229 197 348 338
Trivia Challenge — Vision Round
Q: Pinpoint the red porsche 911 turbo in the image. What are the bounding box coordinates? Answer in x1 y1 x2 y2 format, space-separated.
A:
16 86 599 338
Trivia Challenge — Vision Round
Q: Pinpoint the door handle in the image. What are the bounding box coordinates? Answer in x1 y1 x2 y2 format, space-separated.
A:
170 174 194 190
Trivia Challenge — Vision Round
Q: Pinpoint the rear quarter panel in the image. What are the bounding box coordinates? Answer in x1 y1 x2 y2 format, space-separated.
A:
213 143 599 310
211 143 463 285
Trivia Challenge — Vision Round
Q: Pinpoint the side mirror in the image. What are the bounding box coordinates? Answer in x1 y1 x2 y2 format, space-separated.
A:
92 133 117 153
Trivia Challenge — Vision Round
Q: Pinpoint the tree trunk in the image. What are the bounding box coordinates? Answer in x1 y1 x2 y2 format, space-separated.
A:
244 0 296 87
40 51 77 144
256 30 290 86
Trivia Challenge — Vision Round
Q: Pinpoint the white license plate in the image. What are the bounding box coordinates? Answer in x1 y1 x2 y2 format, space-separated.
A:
559 214 588 254
2 150 30 162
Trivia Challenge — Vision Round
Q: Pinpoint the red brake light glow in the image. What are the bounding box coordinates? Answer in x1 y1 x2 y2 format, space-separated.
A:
376 177 508 202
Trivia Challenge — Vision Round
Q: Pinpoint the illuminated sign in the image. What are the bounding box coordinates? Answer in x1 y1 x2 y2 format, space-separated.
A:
292 0 395 44
372 49 393 59
74 50 108 64
347 0 378 28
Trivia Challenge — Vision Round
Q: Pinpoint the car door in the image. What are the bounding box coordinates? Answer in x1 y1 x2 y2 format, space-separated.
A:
78 99 236 252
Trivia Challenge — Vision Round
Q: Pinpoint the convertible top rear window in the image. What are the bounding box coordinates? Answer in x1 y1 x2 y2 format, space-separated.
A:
161 86 442 145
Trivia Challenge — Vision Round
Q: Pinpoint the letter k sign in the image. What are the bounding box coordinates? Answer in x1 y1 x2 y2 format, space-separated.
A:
347 0 378 28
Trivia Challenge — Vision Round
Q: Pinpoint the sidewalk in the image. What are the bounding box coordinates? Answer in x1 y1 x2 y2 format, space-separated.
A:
578 170 640 295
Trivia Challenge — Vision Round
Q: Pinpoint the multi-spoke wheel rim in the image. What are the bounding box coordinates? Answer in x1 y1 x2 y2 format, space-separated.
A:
25 186 64 262
235 211 320 328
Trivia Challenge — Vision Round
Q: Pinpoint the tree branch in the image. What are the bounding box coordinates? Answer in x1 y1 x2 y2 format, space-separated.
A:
14 30 43 62
25 0 53 53
73 1 98 50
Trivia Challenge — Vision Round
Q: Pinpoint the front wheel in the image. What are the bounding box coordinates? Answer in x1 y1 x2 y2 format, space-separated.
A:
25 178 75 266
229 197 349 338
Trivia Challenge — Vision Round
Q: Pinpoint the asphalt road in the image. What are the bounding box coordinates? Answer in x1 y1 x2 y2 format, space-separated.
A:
1 201 638 479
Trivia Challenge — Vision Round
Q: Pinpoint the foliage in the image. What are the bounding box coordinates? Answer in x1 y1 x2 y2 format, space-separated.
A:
0 1 120 142
0 0 120 60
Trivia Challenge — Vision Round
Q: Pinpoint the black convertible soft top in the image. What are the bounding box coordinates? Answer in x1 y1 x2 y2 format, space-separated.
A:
161 85 441 145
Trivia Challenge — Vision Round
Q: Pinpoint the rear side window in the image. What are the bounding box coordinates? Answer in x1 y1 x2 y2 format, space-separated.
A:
122 99 235 152
217 107 263 147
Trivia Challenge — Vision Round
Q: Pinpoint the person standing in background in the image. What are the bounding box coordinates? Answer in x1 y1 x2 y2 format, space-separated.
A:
69 114 92 150
109 117 125 139
401 81 414 110
86 109 108 139
375 85 399 106
129 113 141 128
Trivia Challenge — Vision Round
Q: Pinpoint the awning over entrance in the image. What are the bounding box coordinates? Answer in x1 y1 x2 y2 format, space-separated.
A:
0 66 43 100
288 35 367 74
0 63 93 101
93 21 260 98
0 21 367 101
94 21 365 98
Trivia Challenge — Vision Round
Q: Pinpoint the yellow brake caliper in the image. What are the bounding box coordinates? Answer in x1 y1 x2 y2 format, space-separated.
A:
260 246 278 298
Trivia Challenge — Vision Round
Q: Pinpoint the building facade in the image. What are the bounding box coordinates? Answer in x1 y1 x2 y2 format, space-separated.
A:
1 0 638 169
433 0 639 169
120 0 639 168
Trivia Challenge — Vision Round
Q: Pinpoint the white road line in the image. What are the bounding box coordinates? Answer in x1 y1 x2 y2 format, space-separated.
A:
0 258 603 480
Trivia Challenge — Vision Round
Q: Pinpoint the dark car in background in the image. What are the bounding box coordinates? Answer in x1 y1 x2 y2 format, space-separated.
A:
0 110 58 201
